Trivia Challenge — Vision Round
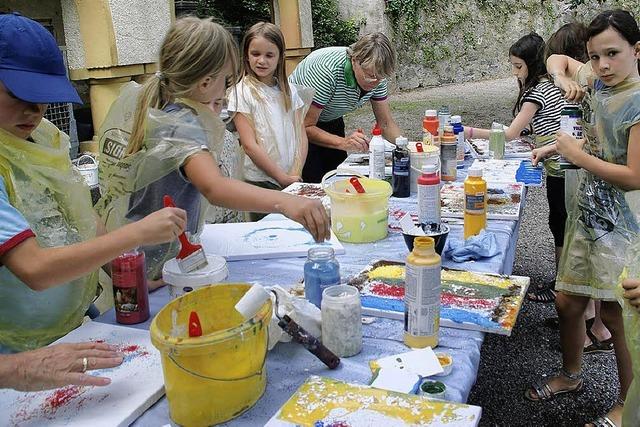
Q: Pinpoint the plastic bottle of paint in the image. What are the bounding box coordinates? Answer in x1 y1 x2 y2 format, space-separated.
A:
369 123 386 180
404 236 441 349
392 136 410 198
437 106 451 138
112 248 150 324
489 122 505 160
558 105 582 170
450 115 465 168
417 164 440 227
440 125 457 181
464 167 487 239
422 110 439 146
304 247 340 308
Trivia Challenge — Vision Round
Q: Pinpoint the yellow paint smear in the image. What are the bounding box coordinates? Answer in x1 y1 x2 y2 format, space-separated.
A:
441 270 514 289
367 265 405 280
279 376 478 426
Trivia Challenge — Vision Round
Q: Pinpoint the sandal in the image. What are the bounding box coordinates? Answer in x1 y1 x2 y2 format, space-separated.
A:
588 415 618 427
527 280 556 303
584 338 614 355
525 368 583 402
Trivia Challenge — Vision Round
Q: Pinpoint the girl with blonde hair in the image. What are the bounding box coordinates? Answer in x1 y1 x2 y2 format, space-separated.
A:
229 22 312 220
97 17 330 288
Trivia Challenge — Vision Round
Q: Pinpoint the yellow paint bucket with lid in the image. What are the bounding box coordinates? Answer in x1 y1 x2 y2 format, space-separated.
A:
322 171 392 243
150 283 271 426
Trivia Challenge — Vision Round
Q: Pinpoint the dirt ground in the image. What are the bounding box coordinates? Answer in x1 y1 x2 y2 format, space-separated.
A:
344 78 621 427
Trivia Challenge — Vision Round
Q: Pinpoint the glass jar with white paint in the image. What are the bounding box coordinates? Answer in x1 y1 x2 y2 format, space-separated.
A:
321 284 362 357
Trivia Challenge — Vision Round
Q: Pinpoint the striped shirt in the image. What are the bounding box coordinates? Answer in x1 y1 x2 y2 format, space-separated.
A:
289 47 388 122
521 79 566 136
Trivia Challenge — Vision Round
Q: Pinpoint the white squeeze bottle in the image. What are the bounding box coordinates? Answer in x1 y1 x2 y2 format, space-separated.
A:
417 164 441 227
369 123 386 180
404 236 441 348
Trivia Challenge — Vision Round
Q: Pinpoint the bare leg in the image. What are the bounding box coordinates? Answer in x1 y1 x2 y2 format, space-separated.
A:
590 300 612 342
585 301 633 426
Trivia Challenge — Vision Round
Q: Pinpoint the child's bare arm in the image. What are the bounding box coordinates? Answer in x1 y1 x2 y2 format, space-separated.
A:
622 278 640 312
184 152 330 242
0 207 186 291
234 113 298 186
559 123 640 190
546 54 586 102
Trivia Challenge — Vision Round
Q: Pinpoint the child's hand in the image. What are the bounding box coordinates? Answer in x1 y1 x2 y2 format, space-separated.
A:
531 144 556 166
555 131 584 164
343 130 369 153
279 175 303 187
276 196 331 242
622 279 640 312
553 75 585 102
135 207 187 246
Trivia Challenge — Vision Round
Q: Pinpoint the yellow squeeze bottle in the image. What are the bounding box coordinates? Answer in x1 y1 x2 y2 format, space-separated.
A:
403 236 441 348
464 167 487 239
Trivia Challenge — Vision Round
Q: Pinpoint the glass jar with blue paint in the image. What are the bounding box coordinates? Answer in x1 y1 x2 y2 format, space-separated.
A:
304 247 340 308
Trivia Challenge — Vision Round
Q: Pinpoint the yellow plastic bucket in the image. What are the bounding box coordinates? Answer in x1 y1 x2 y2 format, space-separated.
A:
322 171 392 243
150 283 271 426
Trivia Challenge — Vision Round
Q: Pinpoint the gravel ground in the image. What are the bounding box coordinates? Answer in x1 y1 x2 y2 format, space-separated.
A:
345 78 620 427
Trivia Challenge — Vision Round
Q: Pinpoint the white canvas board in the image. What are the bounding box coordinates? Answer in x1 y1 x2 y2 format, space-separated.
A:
280 182 331 210
471 158 543 186
0 321 164 427
440 181 524 220
373 347 443 377
201 219 345 261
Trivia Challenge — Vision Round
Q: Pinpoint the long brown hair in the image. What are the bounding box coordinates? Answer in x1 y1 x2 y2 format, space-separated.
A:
127 17 238 154
240 22 291 111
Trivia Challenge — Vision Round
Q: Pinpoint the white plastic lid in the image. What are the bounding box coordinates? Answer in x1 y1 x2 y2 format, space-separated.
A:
450 115 461 123
425 109 437 117
468 167 483 177
395 136 408 146
422 164 437 174
491 122 503 130
162 254 228 287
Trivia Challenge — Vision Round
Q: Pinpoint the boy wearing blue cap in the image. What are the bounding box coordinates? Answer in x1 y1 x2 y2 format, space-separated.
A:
0 13 186 390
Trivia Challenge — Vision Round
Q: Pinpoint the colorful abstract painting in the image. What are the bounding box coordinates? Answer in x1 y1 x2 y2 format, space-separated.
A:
348 261 530 336
440 181 524 220
281 182 331 210
471 159 543 187
467 138 534 159
264 376 481 427
0 322 163 427
201 219 345 261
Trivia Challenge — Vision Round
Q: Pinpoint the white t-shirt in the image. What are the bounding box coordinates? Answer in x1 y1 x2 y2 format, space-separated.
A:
228 77 305 184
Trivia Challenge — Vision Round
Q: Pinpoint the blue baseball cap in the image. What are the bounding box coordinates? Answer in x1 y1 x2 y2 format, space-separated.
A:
0 13 81 104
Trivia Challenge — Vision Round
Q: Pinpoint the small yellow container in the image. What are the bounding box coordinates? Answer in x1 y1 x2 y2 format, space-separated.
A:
323 172 392 243
150 284 271 426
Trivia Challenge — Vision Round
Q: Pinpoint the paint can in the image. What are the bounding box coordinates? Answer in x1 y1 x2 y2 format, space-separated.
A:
162 254 228 299
419 380 447 400
150 284 271 426
72 154 99 187
408 142 440 194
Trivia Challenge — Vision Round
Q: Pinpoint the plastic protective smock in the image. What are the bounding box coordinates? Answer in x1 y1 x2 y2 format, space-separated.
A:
0 120 97 352
556 64 640 301
617 190 640 427
96 82 226 280
228 77 313 184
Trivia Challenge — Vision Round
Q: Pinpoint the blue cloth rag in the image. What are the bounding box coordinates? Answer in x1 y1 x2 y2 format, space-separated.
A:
444 229 502 263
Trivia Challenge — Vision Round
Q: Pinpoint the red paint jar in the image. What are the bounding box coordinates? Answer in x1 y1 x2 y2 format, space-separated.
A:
111 249 150 324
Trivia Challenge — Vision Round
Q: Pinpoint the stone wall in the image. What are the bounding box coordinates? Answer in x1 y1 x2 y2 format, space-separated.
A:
337 0 640 91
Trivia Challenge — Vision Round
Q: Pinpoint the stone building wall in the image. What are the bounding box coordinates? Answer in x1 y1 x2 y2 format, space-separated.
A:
337 0 640 91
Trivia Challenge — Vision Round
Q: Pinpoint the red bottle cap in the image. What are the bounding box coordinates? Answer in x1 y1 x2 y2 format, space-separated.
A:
372 123 382 136
416 142 424 153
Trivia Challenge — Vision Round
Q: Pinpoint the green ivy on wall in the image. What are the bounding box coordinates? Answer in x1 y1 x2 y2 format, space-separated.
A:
195 0 359 50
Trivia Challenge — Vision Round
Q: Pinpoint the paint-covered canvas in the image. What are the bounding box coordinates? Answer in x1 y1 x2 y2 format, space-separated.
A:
201 219 345 261
467 138 534 159
264 376 481 427
0 321 163 427
440 181 524 220
471 158 542 186
281 182 331 210
348 261 530 336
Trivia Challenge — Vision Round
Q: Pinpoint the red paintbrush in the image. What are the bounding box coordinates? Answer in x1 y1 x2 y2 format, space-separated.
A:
163 195 208 273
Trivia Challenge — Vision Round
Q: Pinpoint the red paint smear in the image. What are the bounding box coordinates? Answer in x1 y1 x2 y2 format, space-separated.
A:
122 344 139 353
371 282 405 298
94 339 105 343
43 385 83 411
441 293 496 310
